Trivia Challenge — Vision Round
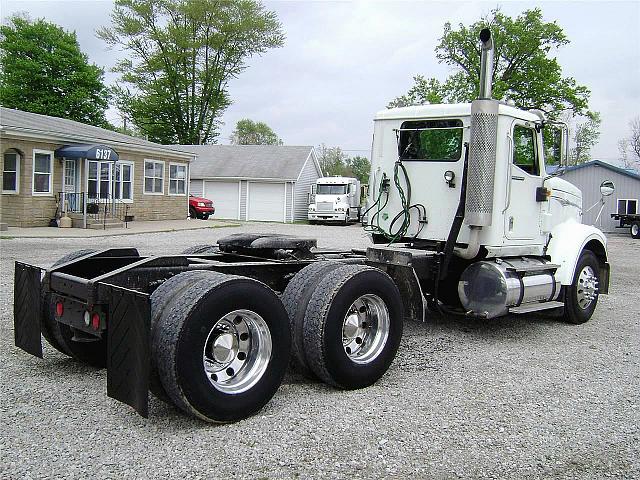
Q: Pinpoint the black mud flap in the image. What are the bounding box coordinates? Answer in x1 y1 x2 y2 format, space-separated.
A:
14 262 43 358
102 284 151 418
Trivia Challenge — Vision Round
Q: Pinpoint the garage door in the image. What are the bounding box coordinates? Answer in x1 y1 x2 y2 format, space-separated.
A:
204 181 239 219
248 182 285 222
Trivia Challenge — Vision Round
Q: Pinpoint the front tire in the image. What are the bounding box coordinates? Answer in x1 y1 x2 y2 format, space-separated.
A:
302 265 403 389
564 250 600 324
153 272 290 422
631 220 640 239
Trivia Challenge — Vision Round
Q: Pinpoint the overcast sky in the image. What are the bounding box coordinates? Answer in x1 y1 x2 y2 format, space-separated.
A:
1 0 639 163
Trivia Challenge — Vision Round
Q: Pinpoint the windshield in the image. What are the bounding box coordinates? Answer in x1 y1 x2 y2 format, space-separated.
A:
398 119 463 162
316 184 347 195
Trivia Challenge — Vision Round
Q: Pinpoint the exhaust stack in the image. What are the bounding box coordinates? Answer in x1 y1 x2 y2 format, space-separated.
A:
463 28 499 230
478 28 494 99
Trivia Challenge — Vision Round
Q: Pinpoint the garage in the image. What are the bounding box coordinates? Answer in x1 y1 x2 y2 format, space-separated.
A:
181 145 323 222
204 180 239 219
248 182 285 222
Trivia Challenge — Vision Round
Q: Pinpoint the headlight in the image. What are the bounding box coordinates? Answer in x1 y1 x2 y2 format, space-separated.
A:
197 202 205 207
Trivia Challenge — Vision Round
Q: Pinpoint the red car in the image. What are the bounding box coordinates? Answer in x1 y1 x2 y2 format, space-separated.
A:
189 194 215 220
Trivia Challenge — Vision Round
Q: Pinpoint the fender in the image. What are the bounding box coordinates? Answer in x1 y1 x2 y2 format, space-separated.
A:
546 220 609 291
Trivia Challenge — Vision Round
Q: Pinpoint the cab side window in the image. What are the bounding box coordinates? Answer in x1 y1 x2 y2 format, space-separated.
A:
513 126 540 176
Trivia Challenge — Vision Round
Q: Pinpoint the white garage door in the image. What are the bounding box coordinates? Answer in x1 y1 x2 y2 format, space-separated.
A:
204 181 239 219
248 182 285 222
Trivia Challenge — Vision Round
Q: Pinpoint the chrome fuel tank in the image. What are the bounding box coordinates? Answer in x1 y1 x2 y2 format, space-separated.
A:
458 258 560 318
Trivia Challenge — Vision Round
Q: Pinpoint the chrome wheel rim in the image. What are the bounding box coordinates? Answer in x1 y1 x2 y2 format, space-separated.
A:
342 294 390 364
203 309 272 394
632 224 639 236
576 265 599 309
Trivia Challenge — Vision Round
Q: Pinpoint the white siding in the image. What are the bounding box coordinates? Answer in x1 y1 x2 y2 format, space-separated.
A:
293 152 321 220
240 180 248 221
563 165 640 232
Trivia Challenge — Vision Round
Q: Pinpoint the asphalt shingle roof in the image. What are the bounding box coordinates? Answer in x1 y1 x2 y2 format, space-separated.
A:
174 144 315 181
0 107 193 159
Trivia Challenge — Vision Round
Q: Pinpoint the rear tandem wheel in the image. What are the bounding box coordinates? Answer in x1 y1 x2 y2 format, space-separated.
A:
151 271 291 422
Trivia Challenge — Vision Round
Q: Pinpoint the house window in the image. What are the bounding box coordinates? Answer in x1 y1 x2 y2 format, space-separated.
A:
32 150 53 195
144 160 164 194
169 163 187 195
114 162 134 201
617 199 638 215
2 151 20 193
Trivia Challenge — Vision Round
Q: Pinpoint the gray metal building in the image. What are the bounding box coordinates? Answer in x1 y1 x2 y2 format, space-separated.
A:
175 145 322 222
562 160 640 232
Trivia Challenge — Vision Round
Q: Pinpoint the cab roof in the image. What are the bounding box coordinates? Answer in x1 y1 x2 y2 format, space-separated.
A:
374 102 541 122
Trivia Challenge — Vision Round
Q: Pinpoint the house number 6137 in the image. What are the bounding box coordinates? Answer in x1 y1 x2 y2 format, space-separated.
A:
95 149 112 160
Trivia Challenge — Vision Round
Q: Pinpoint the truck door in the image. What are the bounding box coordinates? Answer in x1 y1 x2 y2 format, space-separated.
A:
504 122 544 240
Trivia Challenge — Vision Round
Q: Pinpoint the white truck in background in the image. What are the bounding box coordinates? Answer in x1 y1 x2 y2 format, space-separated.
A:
308 176 361 224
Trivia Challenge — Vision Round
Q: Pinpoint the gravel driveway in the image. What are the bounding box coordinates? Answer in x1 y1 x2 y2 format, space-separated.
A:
1 223 638 479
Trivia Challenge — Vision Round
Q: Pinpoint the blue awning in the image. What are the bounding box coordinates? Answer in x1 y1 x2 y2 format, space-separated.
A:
55 144 119 162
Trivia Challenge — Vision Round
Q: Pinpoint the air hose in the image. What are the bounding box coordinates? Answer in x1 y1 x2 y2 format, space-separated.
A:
362 159 427 243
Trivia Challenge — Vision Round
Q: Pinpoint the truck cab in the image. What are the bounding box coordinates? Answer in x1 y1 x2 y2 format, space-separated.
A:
308 176 361 224
369 103 584 256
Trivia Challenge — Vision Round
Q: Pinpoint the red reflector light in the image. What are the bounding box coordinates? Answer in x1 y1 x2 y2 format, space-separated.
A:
91 313 100 330
55 302 64 317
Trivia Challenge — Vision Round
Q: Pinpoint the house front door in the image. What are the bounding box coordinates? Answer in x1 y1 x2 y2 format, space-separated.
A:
63 158 80 212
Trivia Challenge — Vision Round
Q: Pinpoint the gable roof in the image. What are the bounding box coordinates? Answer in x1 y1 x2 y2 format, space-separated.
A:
0 107 193 160
563 160 640 181
175 144 319 181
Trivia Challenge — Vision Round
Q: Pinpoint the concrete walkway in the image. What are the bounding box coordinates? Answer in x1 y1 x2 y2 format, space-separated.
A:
0 218 242 238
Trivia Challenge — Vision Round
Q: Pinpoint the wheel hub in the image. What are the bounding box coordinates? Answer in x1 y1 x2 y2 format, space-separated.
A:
342 294 390 364
211 333 237 364
203 310 272 394
576 266 599 309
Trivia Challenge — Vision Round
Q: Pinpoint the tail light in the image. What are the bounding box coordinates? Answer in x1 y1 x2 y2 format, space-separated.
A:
55 302 64 317
91 313 101 330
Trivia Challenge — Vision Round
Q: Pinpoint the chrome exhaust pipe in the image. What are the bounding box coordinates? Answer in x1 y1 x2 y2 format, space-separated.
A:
478 28 494 99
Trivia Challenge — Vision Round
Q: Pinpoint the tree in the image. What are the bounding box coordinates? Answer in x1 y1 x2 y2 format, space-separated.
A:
346 156 371 184
231 119 282 145
316 144 349 177
569 112 601 165
315 145 371 184
0 15 110 128
388 8 591 120
618 117 640 171
98 0 284 145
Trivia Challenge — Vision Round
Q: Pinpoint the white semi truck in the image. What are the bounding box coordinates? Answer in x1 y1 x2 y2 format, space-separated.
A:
308 176 361 224
14 29 609 423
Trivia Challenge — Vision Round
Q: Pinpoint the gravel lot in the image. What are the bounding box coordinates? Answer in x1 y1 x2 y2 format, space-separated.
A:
1 223 638 479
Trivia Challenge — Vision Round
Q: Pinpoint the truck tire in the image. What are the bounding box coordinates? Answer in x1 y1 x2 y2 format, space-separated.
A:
149 270 224 402
153 272 291 422
281 261 344 377
42 249 107 368
631 220 640 239
563 250 600 324
302 265 403 389
181 245 219 254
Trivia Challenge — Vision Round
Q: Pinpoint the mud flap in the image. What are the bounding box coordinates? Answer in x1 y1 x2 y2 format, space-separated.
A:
102 284 151 418
14 262 43 358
